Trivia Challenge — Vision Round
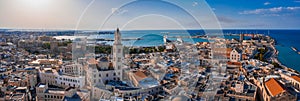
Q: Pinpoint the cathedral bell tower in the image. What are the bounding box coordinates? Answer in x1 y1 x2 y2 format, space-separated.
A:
113 28 123 80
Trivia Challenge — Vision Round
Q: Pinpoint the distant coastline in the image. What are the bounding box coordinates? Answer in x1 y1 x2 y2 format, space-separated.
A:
1 29 300 72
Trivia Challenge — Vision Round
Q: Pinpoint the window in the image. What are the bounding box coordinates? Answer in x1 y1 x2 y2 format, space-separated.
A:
118 58 121 62
99 74 101 77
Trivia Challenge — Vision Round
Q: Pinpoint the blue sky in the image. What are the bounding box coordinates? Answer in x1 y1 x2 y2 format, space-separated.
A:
207 0 300 29
0 0 299 30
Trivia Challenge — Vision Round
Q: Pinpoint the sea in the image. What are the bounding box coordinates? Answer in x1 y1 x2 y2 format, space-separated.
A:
61 29 300 72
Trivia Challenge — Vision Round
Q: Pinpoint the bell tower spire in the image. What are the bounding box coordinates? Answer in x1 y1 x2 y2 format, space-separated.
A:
114 27 121 45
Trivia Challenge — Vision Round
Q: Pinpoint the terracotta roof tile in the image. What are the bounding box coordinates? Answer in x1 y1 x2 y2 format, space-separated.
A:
213 48 232 53
265 78 285 97
291 76 300 82
227 61 242 66
88 58 98 64
134 70 147 81
170 67 179 72
227 48 233 52
242 54 247 59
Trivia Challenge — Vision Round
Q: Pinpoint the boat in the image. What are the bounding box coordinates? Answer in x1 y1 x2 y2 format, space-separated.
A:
298 52 300 55
292 47 297 51
122 38 142 41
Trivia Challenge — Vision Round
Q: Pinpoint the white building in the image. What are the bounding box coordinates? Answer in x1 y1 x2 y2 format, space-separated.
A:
230 48 242 62
39 68 85 88
87 28 124 86
86 58 121 87
36 83 90 101
89 28 163 100
60 63 84 76
88 28 125 99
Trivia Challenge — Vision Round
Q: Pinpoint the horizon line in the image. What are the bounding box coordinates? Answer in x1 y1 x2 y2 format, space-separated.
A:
1 27 300 31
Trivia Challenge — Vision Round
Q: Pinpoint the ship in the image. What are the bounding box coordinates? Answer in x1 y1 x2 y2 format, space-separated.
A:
292 47 297 52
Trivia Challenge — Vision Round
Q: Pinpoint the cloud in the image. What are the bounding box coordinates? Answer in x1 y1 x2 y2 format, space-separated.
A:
295 0 300 3
264 2 271 6
239 7 300 16
287 7 300 10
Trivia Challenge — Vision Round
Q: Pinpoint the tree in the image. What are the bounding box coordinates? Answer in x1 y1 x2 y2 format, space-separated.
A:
42 42 51 49
95 46 112 54
259 53 263 61
272 62 283 69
